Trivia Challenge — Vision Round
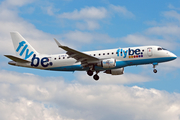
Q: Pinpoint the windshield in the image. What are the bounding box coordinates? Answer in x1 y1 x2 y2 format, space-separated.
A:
162 48 167 50
158 48 162 50
157 47 167 51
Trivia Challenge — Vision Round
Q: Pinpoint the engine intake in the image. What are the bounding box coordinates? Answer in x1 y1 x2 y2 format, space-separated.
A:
97 58 116 68
104 68 124 75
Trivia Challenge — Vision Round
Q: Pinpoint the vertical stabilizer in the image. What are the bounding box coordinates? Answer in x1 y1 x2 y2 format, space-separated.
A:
10 32 39 60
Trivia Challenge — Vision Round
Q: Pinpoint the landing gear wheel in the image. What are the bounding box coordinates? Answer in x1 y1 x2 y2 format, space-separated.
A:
87 70 93 76
153 69 157 73
93 74 99 81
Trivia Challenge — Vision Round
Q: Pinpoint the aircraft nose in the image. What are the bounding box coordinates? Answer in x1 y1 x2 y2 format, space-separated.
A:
169 52 177 60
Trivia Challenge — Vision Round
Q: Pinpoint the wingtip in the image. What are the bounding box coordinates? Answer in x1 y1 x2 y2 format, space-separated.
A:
4 55 8 58
54 38 62 47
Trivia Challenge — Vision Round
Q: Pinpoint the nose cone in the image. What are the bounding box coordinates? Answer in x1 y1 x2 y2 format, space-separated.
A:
169 52 177 60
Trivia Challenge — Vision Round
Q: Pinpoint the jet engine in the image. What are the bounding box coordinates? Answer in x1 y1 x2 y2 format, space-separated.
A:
104 68 124 75
97 58 116 68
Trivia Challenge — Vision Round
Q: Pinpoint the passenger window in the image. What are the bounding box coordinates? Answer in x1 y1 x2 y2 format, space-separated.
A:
107 53 109 55
103 53 105 55
94 54 96 56
99 54 101 56
63 57 65 59
112 52 114 54
54 58 56 60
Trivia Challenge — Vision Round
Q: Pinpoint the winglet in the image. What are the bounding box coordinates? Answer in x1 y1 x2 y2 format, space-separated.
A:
54 38 62 47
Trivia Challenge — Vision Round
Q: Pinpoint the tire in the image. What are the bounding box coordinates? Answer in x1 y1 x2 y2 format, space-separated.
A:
153 69 157 73
93 74 99 80
87 70 93 76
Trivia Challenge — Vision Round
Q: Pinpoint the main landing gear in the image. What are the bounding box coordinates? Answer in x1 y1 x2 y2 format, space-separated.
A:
87 70 93 76
93 74 99 81
87 70 100 81
153 63 158 73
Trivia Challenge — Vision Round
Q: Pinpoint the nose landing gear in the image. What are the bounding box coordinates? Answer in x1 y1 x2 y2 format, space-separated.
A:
153 63 158 73
153 69 157 73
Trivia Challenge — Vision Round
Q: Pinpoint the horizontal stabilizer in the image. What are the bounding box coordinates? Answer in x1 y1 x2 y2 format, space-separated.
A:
4 55 31 63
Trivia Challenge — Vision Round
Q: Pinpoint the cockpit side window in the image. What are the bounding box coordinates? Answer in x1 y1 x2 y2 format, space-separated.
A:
158 48 162 51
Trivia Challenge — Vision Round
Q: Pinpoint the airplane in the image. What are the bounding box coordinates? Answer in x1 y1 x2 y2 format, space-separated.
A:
5 32 177 80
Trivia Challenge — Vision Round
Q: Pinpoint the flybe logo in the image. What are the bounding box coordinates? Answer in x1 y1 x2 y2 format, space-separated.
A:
31 54 53 67
17 41 53 67
116 48 144 58
16 41 34 60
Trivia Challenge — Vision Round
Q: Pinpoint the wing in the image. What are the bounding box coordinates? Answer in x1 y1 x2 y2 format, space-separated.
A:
54 39 100 66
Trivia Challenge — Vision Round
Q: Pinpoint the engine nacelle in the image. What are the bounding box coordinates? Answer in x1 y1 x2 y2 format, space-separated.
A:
104 68 124 75
97 58 116 68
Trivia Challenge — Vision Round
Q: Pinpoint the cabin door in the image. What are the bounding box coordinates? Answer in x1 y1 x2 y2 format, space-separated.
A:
147 47 153 57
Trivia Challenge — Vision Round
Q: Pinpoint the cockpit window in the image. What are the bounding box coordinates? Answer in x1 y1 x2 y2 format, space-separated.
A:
158 47 167 51
162 48 167 50
158 48 162 50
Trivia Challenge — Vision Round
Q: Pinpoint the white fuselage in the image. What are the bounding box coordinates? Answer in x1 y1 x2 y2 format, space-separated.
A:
6 32 177 80
12 46 177 72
